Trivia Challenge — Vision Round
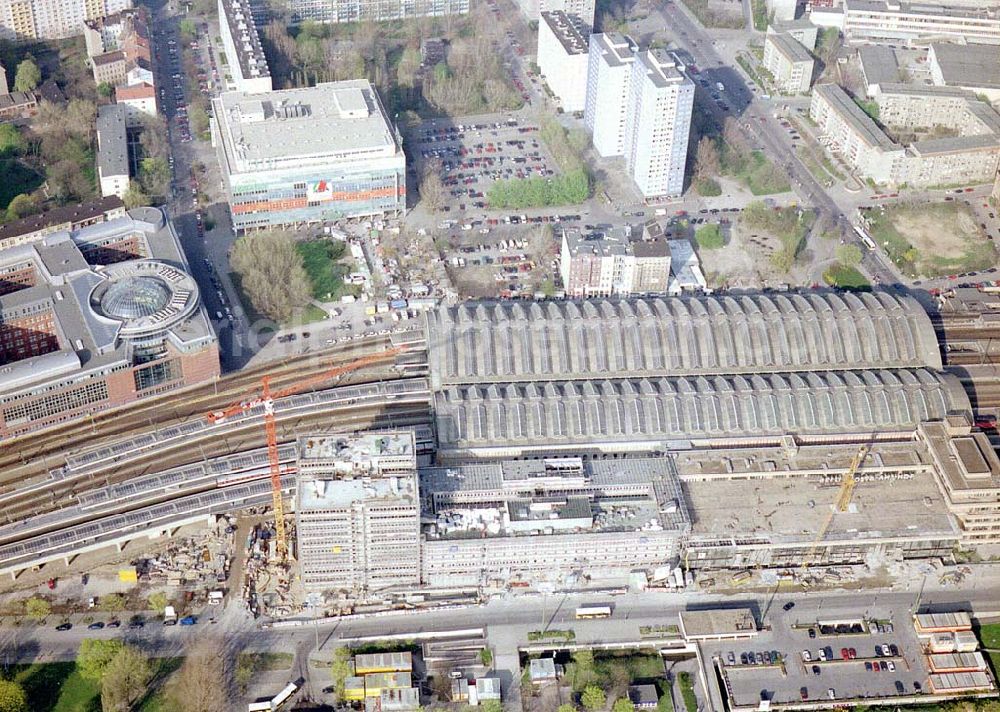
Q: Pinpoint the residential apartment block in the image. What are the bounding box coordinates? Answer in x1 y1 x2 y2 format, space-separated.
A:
584 33 636 158
0 196 126 250
512 0 593 25
96 103 130 199
559 226 673 297
763 31 814 94
287 0 468 25
295 433 421 595
211 80 406 231
537 11 590 114
218 0 271 93
810 83 1000 187
765 0 796 22
843 0 1000 45
768 17 818 50
0 0 130 41
115 81 156 123
623 49 694 199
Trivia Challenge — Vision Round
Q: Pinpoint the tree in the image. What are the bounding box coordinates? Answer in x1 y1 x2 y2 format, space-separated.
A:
13 58 40 92
694 136 721 179
613 698 635 712
0 124 25 157
147 591 169 614
0 680 28 712
230 231 311 322
6 193 38 221
25 597 50 620
123 182 151 209
139 157 171 198
97 82 114 98
179 18 197 41
835 243 863 267
558 705 578 712
581 685 606 711
479 647 493 666
330 646 352 702
419 161 446 211
77 639 125 682
101 645 150 712
481 701 502 712
139 115 169 161
99 593 126 613
164 637 229 712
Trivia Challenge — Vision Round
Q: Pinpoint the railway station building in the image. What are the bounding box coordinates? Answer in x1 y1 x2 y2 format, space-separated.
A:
0 207 219 438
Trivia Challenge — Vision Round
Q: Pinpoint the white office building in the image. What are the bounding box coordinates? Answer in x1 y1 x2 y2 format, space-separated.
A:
584 32 636 158
843 0 1000 45
623 50 694 199
537 11 590 114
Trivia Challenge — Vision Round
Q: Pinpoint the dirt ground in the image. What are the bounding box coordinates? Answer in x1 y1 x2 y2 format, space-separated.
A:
892 206 978 259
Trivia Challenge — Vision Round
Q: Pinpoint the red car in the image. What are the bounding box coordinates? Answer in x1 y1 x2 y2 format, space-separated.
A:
840 648 849 661
848 648 857 659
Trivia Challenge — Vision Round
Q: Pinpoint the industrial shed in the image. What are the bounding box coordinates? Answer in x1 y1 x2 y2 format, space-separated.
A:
426 292 942 387
434 370 971 456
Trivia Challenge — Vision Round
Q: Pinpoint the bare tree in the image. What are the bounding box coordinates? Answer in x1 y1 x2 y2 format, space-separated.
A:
164 637 230 712
419 160 446 211
694 137 721 179
230 230 312 322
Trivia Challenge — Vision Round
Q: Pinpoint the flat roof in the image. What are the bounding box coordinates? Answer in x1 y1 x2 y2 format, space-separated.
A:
298 432 415 464
219 0 270 84
96 104 129 178
910 134 1000 155
562 225 631 257
635 49 691 89
814 83 897 150
0 196 124 246
859 45 899 88
930 42 1000 90
540 11 590 56
847 0 1000 21
768 32 814 64
591 32 636 68
214 81 400 173
680 608 758 639
297 472 418 510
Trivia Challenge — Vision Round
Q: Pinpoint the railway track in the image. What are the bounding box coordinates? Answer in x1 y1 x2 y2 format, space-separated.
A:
0 335 425 486
0 379 432 526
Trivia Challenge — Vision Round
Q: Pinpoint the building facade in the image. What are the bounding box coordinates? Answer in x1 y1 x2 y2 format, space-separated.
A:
287 0 468 25
115 82 156 123
211 81 406 231
0 207 219 438
763 31 814 94
584 33 636 158
0 196 126 250
843 0 1000 45
537 11 590 114
218 0 272 93
296 433 421 595
765 0 796 22
96 103 130 199
512 0 594 25
0 0 131 40
623 49 694 198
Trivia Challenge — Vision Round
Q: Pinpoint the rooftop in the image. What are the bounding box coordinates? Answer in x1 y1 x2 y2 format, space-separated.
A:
767 32 814 64
96 104 129 179
0 196 124 247
846 0 1000 20
679 608 758 639
858 44 899 88
930 42 1000 90
219 0 271 84
540 11 590 56
426 292 943 387
562 225 632 257
592 32 636 68
297 472 418 510
635 49 691 89
213 81 400 173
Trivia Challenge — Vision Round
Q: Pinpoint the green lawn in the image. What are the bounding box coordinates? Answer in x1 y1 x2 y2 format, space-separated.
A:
0 159 43 211
295 238 355 301
693 177 722 197
237 651 294 672
977 621 1000 649
15 660 175 712
823 263 869 289
721 149 791 196
695 224 725 250
677 672 698 712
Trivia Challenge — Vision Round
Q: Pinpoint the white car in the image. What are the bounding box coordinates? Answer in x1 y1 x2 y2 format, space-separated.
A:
887 661 896 672
801 650 811 662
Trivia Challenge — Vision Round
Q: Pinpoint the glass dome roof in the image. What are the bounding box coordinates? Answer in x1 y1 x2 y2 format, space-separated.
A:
100 276 171 321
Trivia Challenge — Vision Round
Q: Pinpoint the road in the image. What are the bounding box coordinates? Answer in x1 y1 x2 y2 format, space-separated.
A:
661 0 902 286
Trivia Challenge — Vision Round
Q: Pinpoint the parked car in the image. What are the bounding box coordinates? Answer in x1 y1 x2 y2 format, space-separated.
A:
55 622 73 631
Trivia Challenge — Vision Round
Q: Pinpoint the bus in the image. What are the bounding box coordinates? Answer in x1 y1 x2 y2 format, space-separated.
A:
853 224 877 251
576 605 613 619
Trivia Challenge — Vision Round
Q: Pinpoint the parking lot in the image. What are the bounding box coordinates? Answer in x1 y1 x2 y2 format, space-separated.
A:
709 606 932 709
411 118 559 212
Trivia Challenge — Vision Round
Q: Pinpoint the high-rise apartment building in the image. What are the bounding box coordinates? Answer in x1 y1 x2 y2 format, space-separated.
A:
762 31 814 94
513 0 594 26
584 32 636 158
287 0 467 25
623 49 694 199
218 0 271 93
0 0 131 41
295 433 421 595
537 11 590 113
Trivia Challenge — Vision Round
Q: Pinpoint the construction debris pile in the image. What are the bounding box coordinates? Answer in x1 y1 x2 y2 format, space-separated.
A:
242 519 295 618
136 516 235 590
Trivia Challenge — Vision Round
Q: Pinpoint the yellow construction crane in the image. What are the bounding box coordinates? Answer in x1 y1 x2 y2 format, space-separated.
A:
804 443 869 568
